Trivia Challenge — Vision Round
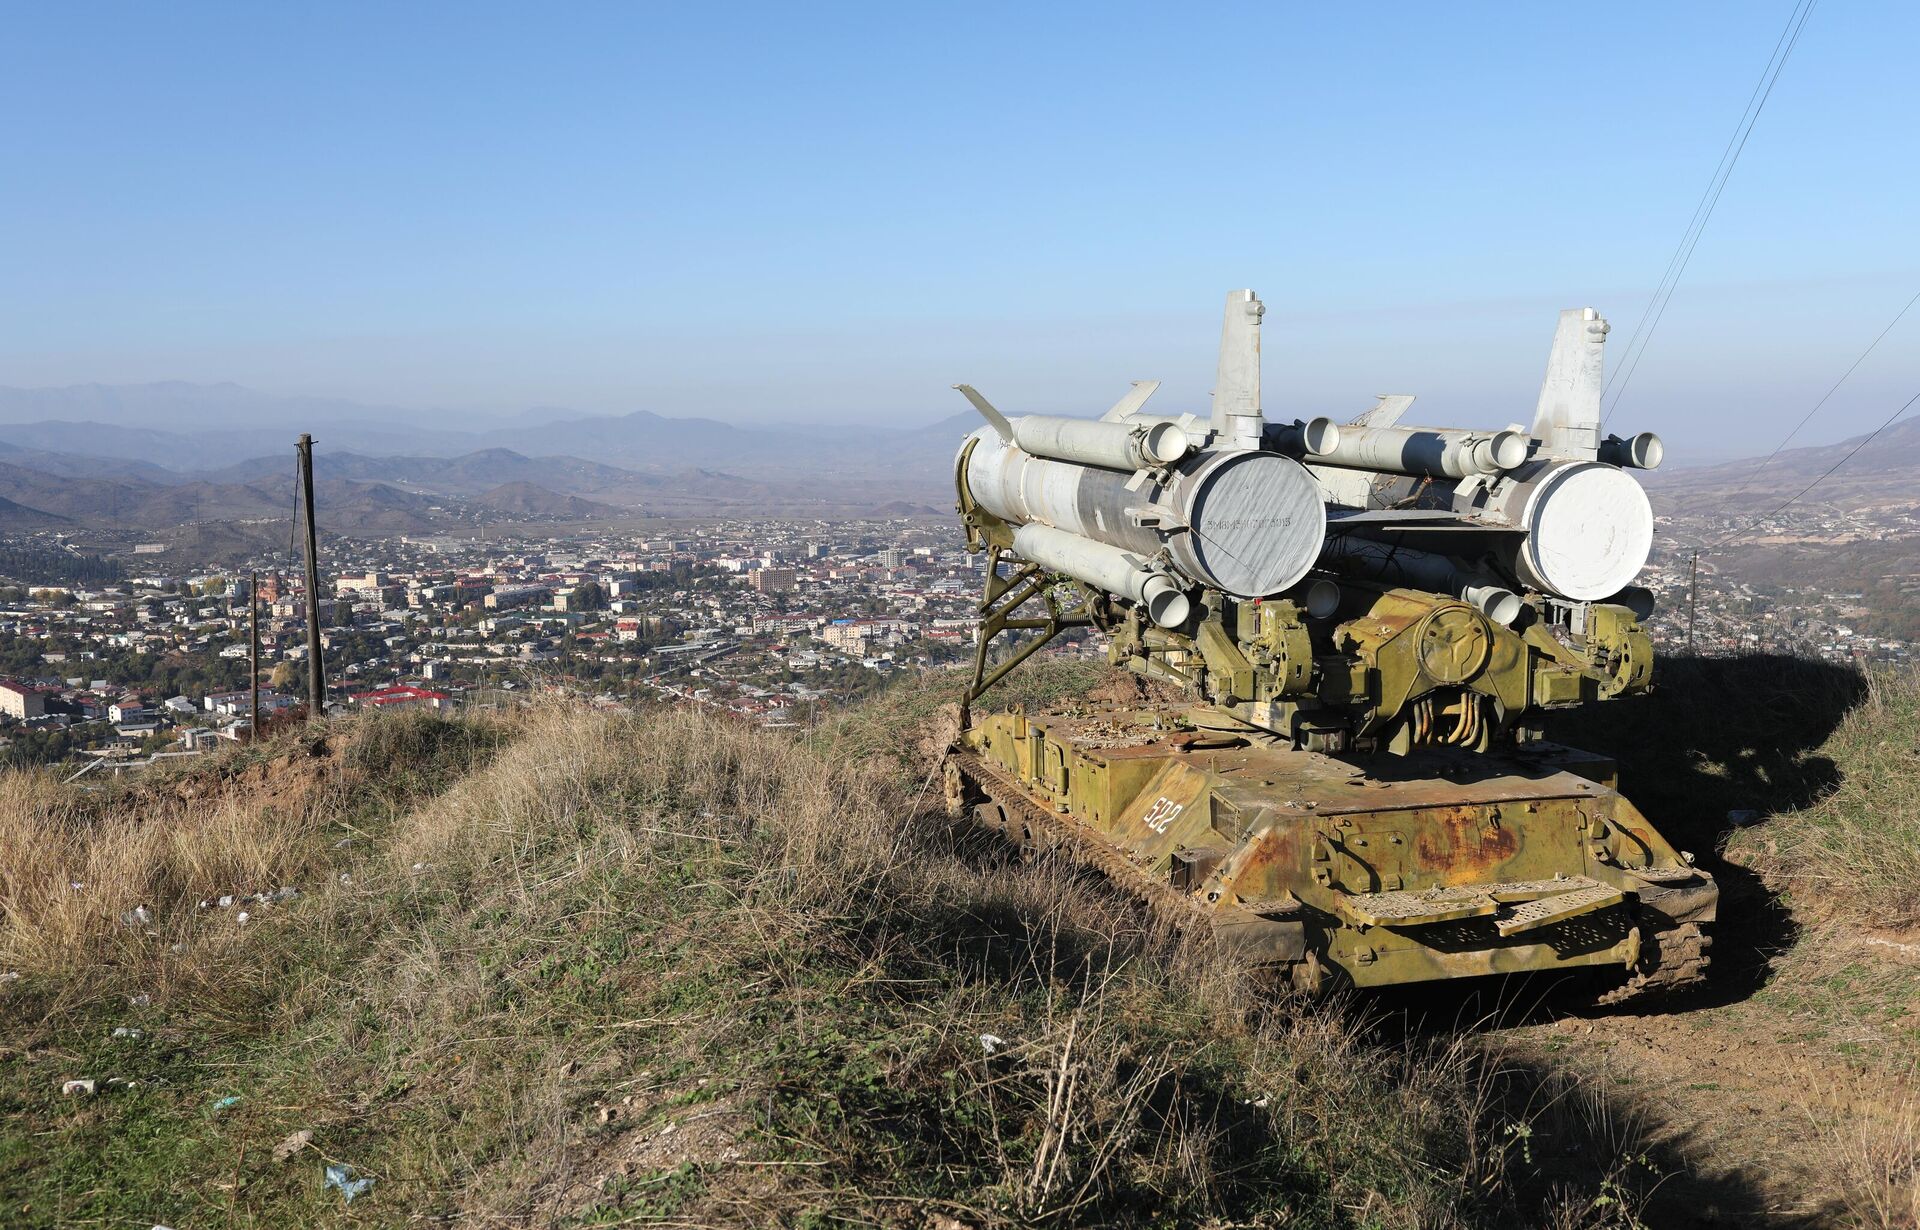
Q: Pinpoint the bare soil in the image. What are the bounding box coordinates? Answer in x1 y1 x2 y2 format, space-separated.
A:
1504 915 1920 1226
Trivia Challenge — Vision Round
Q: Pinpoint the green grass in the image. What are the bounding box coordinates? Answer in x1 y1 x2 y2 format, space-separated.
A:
1723 665 1920 931
0 685 1659 1228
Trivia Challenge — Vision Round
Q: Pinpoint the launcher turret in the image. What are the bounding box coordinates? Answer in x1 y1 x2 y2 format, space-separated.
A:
954 291 1665 755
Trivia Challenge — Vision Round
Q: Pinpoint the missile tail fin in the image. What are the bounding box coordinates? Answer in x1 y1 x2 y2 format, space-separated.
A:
1210 290 1264 448
1100 380 1162 422
1531 308 1609 458
1349 393 1415 428
953 384 1013 442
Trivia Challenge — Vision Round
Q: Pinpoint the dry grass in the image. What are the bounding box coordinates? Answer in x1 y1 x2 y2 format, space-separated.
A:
1582 656 1920 1227
0 714 503 1025
0 686 1670 1228
1825 1094 1920 1230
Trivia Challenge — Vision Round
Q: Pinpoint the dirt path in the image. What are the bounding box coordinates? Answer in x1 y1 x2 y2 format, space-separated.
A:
1501 914 1920 1227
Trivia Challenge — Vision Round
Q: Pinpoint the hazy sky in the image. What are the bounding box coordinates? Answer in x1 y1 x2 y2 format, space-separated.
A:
2 2 1914 459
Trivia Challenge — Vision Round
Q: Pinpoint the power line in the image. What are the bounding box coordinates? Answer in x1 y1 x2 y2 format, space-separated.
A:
1709 386 1920 549
1602 0 1817 427
1724 287 1920 499
1604 0 1807 408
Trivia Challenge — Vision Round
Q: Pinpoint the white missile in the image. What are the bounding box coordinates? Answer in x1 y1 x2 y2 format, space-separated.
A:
961 426 1325 598
1011 523 1191 627
953 385 1197 472
956 289 1326 604
1304 307 1661 604
1011 411 1194 471
1273 417 1530 478
1458 459 1655 602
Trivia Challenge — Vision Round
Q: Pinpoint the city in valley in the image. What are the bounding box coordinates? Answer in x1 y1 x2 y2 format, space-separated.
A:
0 516 972 770
1 480 1915 772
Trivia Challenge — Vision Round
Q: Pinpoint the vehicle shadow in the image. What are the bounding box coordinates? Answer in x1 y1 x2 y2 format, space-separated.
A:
1550 651 1867 1006
1364 652 1870 1226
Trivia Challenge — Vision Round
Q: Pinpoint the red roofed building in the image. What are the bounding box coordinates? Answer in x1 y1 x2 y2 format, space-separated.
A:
348 684 454 712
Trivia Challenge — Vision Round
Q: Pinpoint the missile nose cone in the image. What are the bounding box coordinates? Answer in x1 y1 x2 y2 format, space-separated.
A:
1141 421 1193 466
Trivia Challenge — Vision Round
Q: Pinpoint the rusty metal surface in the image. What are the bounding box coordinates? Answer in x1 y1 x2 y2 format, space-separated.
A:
951 747 1217 930
1024 710 1612 818
956 699 1716 1001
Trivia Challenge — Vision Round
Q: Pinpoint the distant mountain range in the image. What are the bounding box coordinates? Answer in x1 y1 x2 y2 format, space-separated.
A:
2 379 1911 565
1643 415 1920 515
471 481 624 520
0 381 973 481
0 383 973 555
0 457 461 536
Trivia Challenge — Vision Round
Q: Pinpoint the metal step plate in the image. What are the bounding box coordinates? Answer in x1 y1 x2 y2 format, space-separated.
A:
1494 882 1624 936
1338 885 1500 927
1338 875 1618 930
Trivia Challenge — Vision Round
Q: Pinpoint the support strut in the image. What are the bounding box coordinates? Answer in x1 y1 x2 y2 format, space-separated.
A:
962 543 1093 714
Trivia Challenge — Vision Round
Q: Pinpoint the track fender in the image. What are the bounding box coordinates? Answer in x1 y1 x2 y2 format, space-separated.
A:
1214 911 1308 963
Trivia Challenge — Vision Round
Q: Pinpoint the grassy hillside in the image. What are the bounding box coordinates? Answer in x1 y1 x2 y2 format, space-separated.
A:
1725 665 1920 932
0 668 1673 1229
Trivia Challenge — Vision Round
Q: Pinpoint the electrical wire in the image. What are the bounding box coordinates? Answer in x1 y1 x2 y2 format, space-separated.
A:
1723 287 1920 499
1601 0 1817 427
1709 386 1920 549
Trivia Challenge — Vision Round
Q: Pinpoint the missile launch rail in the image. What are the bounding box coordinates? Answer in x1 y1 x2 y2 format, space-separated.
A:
942 291 1716 1003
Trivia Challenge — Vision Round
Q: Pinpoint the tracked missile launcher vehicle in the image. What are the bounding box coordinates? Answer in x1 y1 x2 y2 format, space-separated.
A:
943 291 1715 1002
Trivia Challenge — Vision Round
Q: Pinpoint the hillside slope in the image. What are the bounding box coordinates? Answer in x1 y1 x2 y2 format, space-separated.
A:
0 674 1693 1230
1647 416 1920 515
471 480 621 519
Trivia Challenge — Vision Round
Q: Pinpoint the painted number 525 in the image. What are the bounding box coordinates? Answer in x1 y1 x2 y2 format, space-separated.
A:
1142 796 1184 835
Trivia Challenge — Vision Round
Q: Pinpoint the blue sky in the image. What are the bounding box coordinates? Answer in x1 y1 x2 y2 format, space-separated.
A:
2 2 1914 459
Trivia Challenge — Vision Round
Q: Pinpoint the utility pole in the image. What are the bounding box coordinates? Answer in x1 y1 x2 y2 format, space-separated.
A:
297 434 326 720
248 569 260 741
1686 549 1700 654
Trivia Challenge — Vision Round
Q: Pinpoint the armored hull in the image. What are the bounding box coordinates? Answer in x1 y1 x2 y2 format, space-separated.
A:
947 700 1714 1000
